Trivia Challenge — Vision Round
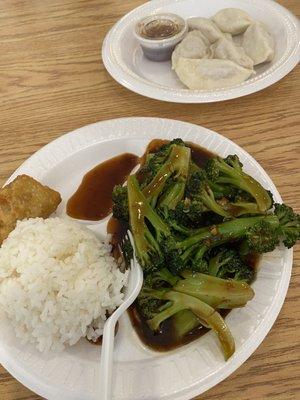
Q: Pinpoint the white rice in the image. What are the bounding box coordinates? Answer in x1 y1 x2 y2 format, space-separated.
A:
0 217 128 352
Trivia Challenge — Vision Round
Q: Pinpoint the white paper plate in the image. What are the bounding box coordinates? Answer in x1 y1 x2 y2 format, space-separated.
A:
102 0 300 103
0 118 293 400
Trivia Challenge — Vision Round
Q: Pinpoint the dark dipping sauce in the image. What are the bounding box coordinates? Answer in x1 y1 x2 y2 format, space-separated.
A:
66 153 139 221
140 19 182 40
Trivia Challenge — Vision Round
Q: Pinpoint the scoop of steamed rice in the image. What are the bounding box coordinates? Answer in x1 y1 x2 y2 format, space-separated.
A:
0 217 128 352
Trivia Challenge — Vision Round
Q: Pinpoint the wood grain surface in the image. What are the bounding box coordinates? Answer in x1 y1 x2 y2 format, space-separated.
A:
0 0 299 399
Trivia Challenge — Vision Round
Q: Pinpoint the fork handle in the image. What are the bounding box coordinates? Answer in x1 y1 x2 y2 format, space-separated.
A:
99 318 116 400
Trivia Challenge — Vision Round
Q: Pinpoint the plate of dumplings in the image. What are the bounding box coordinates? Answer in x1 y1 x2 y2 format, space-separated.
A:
102 0 300 103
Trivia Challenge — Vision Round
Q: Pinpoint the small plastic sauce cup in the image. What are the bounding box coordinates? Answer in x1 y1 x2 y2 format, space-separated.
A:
134 13 187 62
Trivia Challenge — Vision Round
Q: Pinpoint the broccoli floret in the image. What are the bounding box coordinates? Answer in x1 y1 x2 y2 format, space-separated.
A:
175 271 254 309
143 144 191 208
138 140 182 187
161 236 192 274
136 296 166 320
205 155 273 213
120 234 133 266
208 247 254 283
159 200 208 235
162 200 224 232
186 167 231 218
208 180 239 200
140 269 254 318
220 190 273 218
141 288 235 360
243 220 280 253
127 175 171 274
221 200 261 217
178 199 208 224
239 204 300 254
186 163 265 218
274 203 300 248
164 214 280 274
112 185 128 222
144 267 179 288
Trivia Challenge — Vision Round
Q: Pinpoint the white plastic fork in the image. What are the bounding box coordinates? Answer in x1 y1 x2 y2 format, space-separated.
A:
99 231 143 400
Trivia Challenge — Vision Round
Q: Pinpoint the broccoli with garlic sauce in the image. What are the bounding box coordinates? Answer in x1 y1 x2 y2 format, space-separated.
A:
139 287 235 360
208 247 254 283
137 266 254 359
274 203 300 248
163 214 280 274
205 155 273 213
110 138 300 360
112 184 128 222
138 138 188 189
185 167 232 218
142 142 191 208
127 175 170 274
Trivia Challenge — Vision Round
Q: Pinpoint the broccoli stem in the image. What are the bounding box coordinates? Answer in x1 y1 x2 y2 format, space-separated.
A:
208 180 234 198
143 145 191 208
180 215 279 250
156 268 179 286
223 202 261 217
172 310 201 339
147 300 185 331
208 253 226 276
200 186 231 218
215 159 272 212
175 272 254 309
158 181 187 210
127 175 170 271
148 290 235 360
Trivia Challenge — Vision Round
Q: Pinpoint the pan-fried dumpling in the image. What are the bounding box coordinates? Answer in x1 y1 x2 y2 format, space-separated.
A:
212 8 252 35
211 37 254 70
174 58 253 90
242 22 275 65
187 17 225 43
172 31 211 69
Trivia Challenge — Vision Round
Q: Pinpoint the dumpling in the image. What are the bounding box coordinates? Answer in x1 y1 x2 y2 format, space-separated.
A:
174 58 253 90
211 37 254 70
187 17 225 43
224 33 233 41
212 8 252 35
232 34 244 47
172 30 211 69
242 22 275 65
189 29 210 47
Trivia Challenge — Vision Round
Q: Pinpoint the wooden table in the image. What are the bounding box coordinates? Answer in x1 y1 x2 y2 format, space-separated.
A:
0 0 299 399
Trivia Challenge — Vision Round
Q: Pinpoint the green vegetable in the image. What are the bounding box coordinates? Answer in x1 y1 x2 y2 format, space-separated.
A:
127 175 170 274
143 289 235 360
274 203 300 248
205 155 273 213
143 144 191 208
164 215 279 274
139 138 187 189
171 310 201 339
208 247 255 283
112 184 128 222
111 138 300 361
186 167 232 218
175 271 254 308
